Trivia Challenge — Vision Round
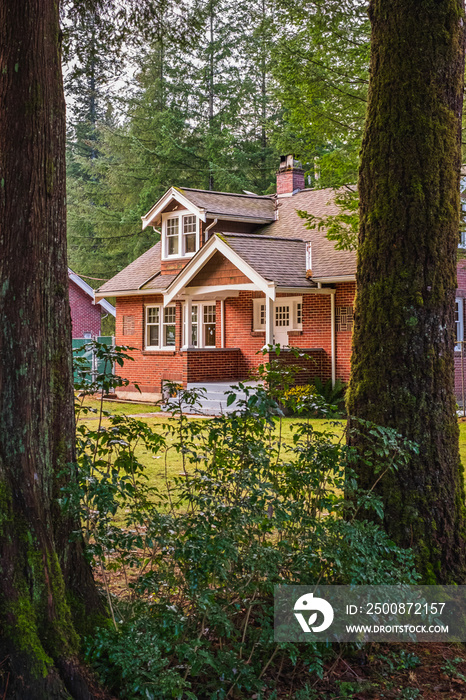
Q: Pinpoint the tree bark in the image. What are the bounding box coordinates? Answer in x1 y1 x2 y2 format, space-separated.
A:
347 0 466 582
0 1 106 697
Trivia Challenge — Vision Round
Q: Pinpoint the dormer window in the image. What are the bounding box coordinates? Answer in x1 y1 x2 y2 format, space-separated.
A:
166 218 179 255
163 211 199 259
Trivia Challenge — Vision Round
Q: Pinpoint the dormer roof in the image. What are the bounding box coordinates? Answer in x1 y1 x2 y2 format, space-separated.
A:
141 186 276 229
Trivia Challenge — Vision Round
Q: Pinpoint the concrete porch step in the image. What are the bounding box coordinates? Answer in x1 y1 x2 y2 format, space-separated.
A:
164 381 263 415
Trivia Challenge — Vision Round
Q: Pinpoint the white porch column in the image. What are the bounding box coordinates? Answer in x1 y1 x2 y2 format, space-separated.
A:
265 295 274 348
185 296 193 348
221 299 225 348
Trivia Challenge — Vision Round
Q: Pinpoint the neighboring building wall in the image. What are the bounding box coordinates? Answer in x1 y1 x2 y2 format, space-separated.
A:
455 259 466 401
69 279 102 338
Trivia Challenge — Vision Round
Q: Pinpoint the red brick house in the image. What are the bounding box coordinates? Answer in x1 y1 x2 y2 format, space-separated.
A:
68 268 115 339
95 156 466 402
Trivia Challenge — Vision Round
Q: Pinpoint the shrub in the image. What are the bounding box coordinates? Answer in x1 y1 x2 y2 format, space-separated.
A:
69 343 419 699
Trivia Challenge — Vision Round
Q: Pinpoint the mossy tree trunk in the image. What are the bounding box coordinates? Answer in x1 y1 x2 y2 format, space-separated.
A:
0 1 106 697
347 0 466 583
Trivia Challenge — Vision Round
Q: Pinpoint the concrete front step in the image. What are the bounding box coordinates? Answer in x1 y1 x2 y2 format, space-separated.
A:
167 381 263 415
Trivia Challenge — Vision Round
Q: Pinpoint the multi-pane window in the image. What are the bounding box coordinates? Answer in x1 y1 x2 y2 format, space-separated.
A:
296 302 302 326
146 305 176 349
275 305 290 327
191 305 198 346
164 213 198 258
203 305 216 347
253 297 302 332
146 307 160 347
183 215 197 254
163 307 176 347
183 303 217 348
166 218 179 256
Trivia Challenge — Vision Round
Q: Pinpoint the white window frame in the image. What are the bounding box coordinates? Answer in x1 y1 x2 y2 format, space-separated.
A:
162 211 200 260
182 302 217 348
145 304 177 350
252 297 303 332
456 297 464 350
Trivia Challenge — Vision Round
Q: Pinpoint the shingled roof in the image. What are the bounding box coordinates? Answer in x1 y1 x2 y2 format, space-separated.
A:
221 233 315 288
263 188 356 280
96 186 356 298
178 188 276 221
97 241 162 295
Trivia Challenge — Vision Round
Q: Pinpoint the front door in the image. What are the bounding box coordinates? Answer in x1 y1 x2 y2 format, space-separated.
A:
274 303 291 346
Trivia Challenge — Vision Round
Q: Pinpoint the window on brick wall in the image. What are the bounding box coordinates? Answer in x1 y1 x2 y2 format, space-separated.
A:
203 304 216 347
145 305 176 349
252 297 302 332
182 302 216 348
456 298 464 349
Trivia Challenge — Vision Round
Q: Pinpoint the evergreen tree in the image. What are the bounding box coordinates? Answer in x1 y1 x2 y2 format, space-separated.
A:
271 0 369 188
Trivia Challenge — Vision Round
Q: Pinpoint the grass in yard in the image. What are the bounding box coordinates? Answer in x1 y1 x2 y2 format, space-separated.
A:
78 409 466 494
75 396 161 418
77 409 345 495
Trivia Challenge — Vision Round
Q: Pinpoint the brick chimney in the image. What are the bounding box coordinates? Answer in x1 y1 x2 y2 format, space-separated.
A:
276 154 305 195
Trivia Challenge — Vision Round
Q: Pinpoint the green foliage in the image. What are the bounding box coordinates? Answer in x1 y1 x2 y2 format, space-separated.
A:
313 377 347 413
297 186 359 252
270 0 369 188
284 377 347 418
68 343 419 698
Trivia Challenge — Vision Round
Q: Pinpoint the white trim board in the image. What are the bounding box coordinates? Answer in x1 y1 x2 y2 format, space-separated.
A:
163 234 276 305
142 187 206 229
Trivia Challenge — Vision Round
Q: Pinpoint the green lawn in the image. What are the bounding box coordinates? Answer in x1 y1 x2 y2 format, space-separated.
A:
75 396 161 418
77 405 466 492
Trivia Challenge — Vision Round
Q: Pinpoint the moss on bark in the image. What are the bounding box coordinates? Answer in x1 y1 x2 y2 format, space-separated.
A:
347 0 466 582
0 1 107 697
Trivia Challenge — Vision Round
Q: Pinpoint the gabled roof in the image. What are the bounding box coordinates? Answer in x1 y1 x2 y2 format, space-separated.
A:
96 186 356 300
68 268 116 316
220 233 315 288
163 232 316 304
141 186 276 229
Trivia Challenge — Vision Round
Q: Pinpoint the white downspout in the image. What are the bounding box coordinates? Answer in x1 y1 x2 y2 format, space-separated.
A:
204 217 218 243
331 290 336 387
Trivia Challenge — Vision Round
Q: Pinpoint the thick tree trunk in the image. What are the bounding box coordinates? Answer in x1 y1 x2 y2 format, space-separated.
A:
347 0 466 583
0 1 106 697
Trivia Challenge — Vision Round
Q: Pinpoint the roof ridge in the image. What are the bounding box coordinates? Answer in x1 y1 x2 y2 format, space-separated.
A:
220 232 305 243
180 187 275 201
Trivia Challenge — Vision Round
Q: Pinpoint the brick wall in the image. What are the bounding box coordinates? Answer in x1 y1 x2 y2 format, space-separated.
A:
272 348 325 385
185 349 240 382
335 282 356 382
115 294 185 396
115 284 356 397
69 279 102 338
